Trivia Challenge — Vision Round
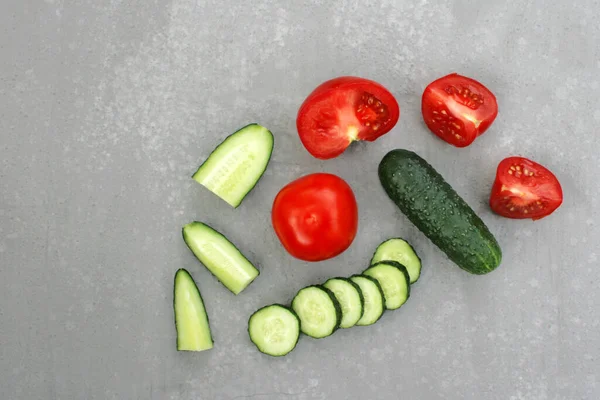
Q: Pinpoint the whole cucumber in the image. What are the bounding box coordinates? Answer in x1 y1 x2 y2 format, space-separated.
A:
378 149 501 275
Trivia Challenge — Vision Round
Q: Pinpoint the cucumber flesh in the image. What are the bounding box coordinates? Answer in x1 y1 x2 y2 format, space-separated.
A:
363 261 410 310
371 238 422 284
192 123 274 208
349 275 385 326
323 278 364 329
248 304 300 357
292 285 342 339
174 269 213 351
183 221 259 295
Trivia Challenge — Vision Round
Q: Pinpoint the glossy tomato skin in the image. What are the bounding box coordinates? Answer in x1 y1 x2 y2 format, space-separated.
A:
297 76 400 159
422 73 498 147
272 173 358 261
490 157 563 220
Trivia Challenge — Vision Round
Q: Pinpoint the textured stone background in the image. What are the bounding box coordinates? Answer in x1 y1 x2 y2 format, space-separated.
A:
1 0 599 399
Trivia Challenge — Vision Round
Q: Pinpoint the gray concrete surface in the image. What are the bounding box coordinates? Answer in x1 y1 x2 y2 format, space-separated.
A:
2 0 599 399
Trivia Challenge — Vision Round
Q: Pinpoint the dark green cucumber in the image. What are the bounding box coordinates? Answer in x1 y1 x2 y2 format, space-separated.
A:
192 123 274 208
174 269 213 351
378 149 502 275
248 304 300 357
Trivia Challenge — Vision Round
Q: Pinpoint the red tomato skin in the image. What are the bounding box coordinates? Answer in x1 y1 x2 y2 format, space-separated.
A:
271 173 358 261
489 157 563 220
421 73 498 147
297 76 400 159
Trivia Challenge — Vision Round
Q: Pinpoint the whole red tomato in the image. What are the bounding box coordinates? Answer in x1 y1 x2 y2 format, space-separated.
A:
422 73 498 147
297 76 400 159
271 173 358 261
490 156 563 220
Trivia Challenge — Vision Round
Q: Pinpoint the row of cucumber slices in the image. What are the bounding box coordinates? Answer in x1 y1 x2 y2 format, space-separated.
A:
248 238 422 356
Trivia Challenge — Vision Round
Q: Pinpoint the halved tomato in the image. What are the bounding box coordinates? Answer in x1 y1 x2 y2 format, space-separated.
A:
296 76 400 159
490 156 563 220
422 73 498 147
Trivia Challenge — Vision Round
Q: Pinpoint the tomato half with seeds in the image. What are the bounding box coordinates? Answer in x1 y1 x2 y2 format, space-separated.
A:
296 76 400 159
422 73 498 147
490 157 563 220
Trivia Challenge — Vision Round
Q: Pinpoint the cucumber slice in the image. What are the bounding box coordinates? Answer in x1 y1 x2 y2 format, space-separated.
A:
323 278 364 329
192 123 274 208
248 304 300 357
291 285 342 339
371 238 422 284
350 275 385 326
182 221 259 295
174 269 213 351
363 261 410 310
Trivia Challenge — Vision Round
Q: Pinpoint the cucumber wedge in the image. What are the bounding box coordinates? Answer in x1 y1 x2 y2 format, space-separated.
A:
183 221 259 295
323 278 364 329
174 269 213 351
363 261 410 310
192 123 274 208
350 275 385 326
371 238 422 284
292 285 342 339
248 304 300 357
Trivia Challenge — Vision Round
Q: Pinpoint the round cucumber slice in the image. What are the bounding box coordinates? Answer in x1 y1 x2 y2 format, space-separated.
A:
370 238 422 284
248 304 300 357
350 275 386 326
363 261 410 310
292 285 341 339
323 278 364 329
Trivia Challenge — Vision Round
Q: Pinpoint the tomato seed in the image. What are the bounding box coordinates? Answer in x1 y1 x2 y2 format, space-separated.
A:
356 91 390 128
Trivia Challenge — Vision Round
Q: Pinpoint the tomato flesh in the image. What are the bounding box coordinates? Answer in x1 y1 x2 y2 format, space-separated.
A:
422 73 498 147
297 77 400 159
490 157 563 220
271 173 358 261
